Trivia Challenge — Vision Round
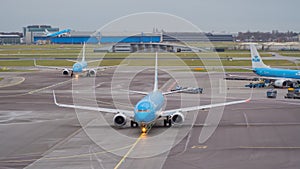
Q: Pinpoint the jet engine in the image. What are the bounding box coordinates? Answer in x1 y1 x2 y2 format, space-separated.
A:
274 79 291 88
62 69 69 75
113 114 127 127
171 112 185 125
88 69 96 76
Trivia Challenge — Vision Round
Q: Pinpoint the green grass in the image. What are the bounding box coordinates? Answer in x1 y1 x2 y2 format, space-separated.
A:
0 59 296 67
278 52 300 57
0 77 3 81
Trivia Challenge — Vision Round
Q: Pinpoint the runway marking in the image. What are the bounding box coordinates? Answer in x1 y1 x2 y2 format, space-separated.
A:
239 146 300 149
243 112 249 128
114 134 144 169
0 144 135 163
0 79 72 98
0 77 25 88
28 79 72 94
191 145 207 149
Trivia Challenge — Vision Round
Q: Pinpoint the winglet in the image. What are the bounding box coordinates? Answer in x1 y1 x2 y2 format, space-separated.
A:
53 90 58 106
153 52 158 91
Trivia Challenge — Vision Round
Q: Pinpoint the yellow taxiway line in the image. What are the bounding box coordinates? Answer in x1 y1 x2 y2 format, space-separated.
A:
114 133 145 169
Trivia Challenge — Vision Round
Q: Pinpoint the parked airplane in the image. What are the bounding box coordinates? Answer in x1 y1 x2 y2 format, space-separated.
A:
250 44 300 87
45 29 71 37
53 52 250 133
34 43 105 77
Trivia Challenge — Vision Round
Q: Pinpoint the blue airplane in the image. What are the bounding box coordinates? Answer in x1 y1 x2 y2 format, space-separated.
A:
45 29 71 37
53 52 250 133
34 43 105 77
250 44 300 87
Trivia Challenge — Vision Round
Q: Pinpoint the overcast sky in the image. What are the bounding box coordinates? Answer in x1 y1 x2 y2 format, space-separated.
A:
1 0 299 33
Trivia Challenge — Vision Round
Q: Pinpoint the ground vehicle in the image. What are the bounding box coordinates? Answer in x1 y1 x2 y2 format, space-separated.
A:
285 88 300 99
266 89 277 98
245 81 266 88
171 86 203 94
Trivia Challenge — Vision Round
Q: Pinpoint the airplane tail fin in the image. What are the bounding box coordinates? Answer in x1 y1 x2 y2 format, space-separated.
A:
82 42 86 62
44 29 49 35
153 52 158 92
250 44 268 69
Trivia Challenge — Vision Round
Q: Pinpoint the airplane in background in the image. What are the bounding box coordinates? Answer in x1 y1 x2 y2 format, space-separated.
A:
53 52 250 133
250 44 300 87
45 29 71 38
34 43 106 77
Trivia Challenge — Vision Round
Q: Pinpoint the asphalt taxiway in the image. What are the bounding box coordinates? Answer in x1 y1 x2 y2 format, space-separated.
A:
0 68 300 169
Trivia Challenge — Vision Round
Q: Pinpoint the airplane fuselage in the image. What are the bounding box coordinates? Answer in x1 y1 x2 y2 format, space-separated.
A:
72 61 87 73
254 68 300 80
134 91 164 125
46 29 71 37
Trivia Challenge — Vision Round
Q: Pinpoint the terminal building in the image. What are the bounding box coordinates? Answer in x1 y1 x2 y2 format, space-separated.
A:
32 31 233 44
23 25 59 44
0 32 22 44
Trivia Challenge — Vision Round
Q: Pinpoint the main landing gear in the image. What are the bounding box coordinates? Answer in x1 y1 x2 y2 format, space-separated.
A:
163 116 172 127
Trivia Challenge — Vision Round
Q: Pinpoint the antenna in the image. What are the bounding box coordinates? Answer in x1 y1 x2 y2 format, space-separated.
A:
153 52 158 91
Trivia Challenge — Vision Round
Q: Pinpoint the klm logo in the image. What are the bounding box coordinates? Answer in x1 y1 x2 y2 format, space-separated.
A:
252 55 260 62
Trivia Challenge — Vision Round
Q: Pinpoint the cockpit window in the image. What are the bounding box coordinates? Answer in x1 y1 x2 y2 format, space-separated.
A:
137 109 150 112
136 101 151 113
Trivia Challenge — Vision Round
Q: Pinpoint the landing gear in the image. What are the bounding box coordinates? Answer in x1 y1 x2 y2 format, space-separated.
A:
130 121 138 128
164 117 172 127
71 71 74 77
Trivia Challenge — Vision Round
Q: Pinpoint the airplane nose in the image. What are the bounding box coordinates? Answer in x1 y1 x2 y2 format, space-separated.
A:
135 112 154 123
73 65 82 72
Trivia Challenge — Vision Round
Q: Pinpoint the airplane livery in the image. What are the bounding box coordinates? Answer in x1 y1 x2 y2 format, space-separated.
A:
34 43 106 77
53 52 250 133
250 44 300 87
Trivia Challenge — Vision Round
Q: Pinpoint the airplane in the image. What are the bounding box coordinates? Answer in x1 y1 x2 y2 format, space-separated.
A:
53 52 250 133
45 29 71 38
34 43 106 77
250 44 300 87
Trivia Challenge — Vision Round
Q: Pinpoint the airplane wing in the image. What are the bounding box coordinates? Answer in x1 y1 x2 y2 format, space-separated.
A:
34 59 72 70
123 90 149 95
161 98 250 117
53 91 134 118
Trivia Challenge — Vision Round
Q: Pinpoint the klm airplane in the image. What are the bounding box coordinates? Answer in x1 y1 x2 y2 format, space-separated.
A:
45 29 71 37
53 53 250 133
34 43 105 77
250 44 300 87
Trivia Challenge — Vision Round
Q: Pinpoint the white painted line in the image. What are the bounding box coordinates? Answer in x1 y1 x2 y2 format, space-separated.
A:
243 112 249 128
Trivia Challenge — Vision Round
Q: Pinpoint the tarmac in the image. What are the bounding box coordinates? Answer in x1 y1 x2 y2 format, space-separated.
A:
0 68 300 169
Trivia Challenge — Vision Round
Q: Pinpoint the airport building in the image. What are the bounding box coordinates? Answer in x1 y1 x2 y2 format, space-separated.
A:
3 25 234 45
0 32 22 44
34 32 162 44
162 32 234 42
23 25 59 44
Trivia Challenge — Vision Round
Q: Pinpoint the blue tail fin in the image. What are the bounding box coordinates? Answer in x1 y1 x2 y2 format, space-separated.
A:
250 44 268 69
82 42 86 62
153 52 158 91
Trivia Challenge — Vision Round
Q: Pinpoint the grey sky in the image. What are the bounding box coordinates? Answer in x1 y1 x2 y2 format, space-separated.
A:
1 0 299 33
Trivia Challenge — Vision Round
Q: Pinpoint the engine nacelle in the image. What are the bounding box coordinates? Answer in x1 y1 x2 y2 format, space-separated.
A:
88 69 96 76
171 112 185 125
113 114 127 127
274 79 291 88
62 69 69 75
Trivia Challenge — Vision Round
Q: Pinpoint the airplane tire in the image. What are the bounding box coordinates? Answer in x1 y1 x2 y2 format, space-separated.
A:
131 121 138 128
